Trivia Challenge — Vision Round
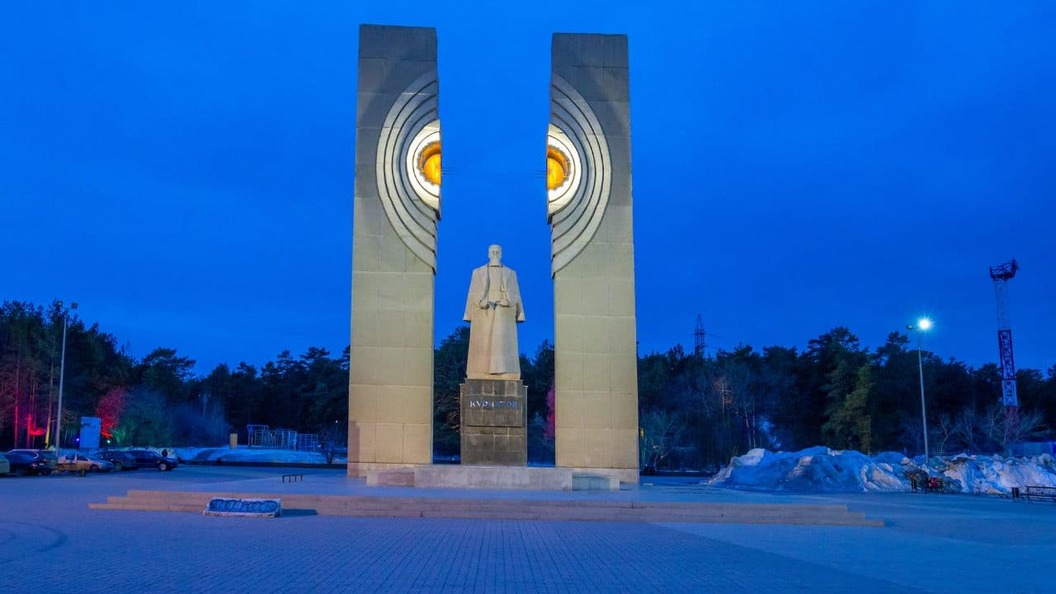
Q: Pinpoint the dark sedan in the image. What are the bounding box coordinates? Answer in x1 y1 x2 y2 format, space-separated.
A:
7 449 57 471
98 450 138 471
126 449 178 471
3 451 53 476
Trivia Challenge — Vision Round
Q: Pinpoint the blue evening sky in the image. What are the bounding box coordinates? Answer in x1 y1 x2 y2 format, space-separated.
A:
2 2 1054 374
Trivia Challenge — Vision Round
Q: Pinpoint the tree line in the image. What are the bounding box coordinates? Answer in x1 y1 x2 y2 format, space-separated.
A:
638 328 1056 470
0 300 348 449
3 300 1054 469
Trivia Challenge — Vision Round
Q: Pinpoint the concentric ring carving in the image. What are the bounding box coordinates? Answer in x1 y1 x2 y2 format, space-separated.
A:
548 74 612 275
376 73 441 272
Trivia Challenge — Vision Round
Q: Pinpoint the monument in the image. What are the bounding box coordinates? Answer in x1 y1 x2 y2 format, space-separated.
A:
459 245 528 465
463 244 525 379
547 33 639 483
347 24 440 476
349 25 639 486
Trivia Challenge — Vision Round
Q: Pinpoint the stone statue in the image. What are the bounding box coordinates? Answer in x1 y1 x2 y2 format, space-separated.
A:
464 244 525 379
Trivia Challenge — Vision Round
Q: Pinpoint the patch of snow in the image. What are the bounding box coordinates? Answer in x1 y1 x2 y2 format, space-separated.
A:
170 447 345 465
708 447 1056 495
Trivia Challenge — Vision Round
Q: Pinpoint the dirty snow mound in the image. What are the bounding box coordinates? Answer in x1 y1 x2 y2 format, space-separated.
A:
708 448 1056 495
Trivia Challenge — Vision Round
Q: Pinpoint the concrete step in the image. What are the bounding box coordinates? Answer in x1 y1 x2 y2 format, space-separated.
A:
90 496 861 515
111 490 852 509
111 493 861 518
572 474 619 491
90 490 883 527
368 466 624 491
98 491 853 515
366 469 414 487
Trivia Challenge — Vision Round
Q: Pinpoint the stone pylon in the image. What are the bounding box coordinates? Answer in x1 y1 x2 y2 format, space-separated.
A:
548 33 639 483
348 24 441 476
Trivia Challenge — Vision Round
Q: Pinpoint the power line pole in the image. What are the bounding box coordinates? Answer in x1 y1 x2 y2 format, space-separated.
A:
694 314 706 358
54 301 77 451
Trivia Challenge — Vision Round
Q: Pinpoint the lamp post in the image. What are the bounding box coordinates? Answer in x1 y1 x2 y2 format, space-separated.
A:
54 301 77 452
906 317 932 474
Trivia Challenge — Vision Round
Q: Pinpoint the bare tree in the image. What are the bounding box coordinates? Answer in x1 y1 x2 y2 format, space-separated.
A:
953 406 981 452
999 407 1047 451
639 410 688 470
936 414 956 455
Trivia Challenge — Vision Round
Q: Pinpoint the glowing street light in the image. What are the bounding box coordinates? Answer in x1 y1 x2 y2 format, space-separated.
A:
54 301 77 452
906 317 932 474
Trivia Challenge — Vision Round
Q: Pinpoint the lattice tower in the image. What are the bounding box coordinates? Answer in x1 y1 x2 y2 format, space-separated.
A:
989 259 1019 409
694 314 706 357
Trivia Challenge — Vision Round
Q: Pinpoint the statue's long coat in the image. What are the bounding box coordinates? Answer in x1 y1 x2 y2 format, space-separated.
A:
463 264 525 377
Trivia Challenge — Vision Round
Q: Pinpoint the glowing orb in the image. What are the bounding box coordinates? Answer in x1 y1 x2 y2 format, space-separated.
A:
417 141 441 186
546 146 570 190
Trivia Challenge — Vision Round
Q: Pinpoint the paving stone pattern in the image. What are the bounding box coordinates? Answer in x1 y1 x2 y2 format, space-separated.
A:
1 467 1054 593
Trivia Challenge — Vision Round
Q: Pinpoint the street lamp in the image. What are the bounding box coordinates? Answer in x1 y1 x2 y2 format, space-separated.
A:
54 301 77 452
906 317 932 474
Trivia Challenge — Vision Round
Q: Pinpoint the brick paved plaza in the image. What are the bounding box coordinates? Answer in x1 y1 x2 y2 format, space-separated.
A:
2 466 1053 593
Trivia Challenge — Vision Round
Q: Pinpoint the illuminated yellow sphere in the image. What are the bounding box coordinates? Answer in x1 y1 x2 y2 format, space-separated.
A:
547 146 569 190
418 142 441 186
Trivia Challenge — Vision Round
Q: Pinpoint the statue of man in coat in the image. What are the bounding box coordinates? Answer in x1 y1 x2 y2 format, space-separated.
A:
463 244 525 379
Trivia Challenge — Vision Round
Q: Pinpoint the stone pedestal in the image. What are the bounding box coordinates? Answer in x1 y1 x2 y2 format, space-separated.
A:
460 379 527 466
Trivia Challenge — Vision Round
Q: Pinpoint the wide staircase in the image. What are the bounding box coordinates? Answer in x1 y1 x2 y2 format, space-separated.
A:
90 490 883 527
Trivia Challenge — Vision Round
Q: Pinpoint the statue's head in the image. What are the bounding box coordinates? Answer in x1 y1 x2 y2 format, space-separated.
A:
488 244 502 265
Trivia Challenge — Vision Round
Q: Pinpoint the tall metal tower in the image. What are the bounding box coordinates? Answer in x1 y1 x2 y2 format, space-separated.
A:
694 315 706 357
989 259 1019 409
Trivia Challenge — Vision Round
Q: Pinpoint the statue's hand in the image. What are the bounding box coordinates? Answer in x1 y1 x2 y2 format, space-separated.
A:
498 299 511 307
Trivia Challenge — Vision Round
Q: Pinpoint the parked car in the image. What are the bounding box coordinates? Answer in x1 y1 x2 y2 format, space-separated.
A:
2 451 53 476
97 450 137 471
126 449 178 471
7 449 57 471
0 455 9 475
56 453 114 473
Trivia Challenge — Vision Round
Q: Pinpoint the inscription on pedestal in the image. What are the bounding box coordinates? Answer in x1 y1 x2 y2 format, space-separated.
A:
460 379 528 466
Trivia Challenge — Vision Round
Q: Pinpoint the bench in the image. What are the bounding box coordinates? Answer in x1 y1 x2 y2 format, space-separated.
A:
281 473 303 483
1024 485 1056 503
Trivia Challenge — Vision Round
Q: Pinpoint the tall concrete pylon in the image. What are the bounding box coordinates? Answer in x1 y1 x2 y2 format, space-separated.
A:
348 25 441 476
548 33 640 483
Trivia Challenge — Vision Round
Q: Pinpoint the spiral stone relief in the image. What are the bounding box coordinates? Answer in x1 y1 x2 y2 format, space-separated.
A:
375 73 442 272
547 74 612 275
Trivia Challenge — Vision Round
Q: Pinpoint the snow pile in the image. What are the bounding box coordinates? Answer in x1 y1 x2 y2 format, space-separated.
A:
171 447 344 465
940 453 1056 495
708 447 1056 495
708 447 912 493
